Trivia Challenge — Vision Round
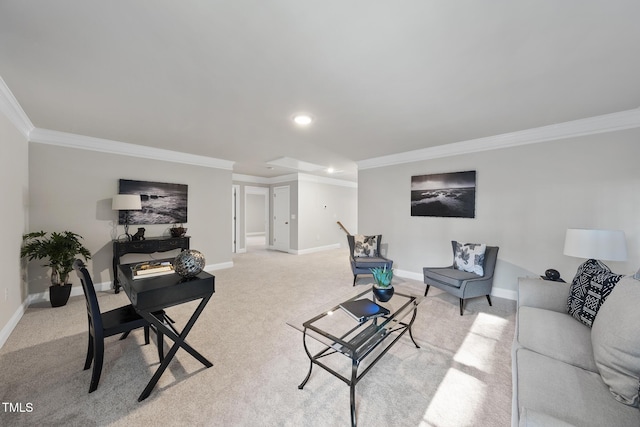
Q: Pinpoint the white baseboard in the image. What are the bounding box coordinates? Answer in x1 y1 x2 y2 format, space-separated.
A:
292 243 341 255
204 261 234 271
0 299 29 349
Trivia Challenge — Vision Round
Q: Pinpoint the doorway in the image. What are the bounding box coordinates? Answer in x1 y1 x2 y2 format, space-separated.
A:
273 185 290 252
245 186 269 251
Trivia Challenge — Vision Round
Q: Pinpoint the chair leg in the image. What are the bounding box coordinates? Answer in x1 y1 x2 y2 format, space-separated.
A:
486 295 492 307
459 299 464 316
88 338 104 393
424 284 430 297
84 333 94 370
157 330 164 362
353 275 357 286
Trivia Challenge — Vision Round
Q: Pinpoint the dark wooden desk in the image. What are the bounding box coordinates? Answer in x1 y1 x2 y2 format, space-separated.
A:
117 260 214 401
112 236 190 293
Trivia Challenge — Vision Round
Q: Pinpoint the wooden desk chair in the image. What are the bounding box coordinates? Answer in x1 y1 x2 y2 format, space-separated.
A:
73 259 165 393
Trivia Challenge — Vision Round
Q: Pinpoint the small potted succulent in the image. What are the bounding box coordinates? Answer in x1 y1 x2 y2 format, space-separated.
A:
21 231 92 307
371 265 394 302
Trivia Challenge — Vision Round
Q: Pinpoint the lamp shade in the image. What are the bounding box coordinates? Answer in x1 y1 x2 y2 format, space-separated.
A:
563 228 627 262
112 194 142 211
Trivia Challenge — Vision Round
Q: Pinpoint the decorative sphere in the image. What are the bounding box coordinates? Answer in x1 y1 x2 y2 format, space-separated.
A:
174 250 205 278
545 268 560 281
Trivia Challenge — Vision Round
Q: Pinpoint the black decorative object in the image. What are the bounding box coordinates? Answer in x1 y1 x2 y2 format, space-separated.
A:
411 171 476 218
170 224 187 237
372 286 394 302
118 179 188 225
132 228 146 241
50 283 72 307
544 268 561 281
174 250 205 278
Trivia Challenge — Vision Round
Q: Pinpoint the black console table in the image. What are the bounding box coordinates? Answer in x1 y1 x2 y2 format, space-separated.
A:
112 236 190 293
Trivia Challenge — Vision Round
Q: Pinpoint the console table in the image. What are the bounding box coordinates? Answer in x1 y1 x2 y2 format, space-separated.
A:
112 236 190 293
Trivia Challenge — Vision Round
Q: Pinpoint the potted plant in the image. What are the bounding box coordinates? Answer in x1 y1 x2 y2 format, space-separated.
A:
21 231 92 307
371 265 394 302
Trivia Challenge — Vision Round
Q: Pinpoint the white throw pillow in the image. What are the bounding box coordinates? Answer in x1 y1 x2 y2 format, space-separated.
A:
591 275 640 407
353 235 378 257
452 241 486 276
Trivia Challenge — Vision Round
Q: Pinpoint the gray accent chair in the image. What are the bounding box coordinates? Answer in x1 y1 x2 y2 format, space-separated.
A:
347 234 393 286
423 243 499 315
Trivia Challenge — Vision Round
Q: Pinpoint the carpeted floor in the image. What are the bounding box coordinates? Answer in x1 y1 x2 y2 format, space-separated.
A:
0 247 516 426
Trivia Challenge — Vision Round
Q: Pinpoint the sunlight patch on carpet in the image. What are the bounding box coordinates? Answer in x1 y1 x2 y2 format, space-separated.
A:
421 368 486 427
453 313 509 373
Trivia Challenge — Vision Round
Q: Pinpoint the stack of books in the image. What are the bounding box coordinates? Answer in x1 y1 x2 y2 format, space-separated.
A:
132 261 175 279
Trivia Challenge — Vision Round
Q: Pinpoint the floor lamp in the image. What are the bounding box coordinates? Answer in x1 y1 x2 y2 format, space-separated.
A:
112 194 142 240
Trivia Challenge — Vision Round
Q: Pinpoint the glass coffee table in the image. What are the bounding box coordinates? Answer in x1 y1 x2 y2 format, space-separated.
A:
288 288 423 427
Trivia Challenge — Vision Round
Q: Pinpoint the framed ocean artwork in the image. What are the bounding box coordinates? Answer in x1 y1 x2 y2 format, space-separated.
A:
411 171 476 218
118 179 188 225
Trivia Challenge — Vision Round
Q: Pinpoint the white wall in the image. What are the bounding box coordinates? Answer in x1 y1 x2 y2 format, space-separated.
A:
358 130 640 298
27 143 232 295
0 108 29 345
297 176 357 253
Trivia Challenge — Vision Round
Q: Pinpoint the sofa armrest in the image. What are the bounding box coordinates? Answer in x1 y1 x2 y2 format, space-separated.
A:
518 277 571 313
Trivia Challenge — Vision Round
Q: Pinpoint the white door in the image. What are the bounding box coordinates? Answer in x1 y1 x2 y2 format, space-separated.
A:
273 185 290 252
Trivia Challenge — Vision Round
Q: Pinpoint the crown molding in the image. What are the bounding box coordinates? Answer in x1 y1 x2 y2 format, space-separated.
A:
29 128 235 170
0 76 34 139
232 174 273 184
232 172 357 188
357 108 640 170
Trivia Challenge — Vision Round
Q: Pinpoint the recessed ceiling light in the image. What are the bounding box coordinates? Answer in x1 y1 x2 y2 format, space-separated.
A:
293 114 313 126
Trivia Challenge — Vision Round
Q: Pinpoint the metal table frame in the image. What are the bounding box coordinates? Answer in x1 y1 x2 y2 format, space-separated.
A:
297 290 422 427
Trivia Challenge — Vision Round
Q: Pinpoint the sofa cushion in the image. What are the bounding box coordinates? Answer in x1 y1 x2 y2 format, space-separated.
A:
452 241 486 276
567 259 623 327
591 276 640 407
517 306 597 372
518 408 577 427
515 348 640 427
353 234 378 257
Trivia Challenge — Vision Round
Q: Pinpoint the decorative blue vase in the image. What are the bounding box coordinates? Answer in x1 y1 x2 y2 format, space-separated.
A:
372 285 394 302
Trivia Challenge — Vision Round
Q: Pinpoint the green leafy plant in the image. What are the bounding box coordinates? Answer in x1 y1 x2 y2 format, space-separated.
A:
370 265 393 288
21 231 91 285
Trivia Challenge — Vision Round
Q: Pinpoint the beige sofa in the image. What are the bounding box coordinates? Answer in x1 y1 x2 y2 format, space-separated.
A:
512 276 640 426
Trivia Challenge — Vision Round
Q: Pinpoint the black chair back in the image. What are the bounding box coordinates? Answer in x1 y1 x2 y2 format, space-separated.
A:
73 259 103 336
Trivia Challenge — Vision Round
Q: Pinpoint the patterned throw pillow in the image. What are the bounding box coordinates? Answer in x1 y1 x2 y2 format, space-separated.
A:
567 259 624 328
353 235 378 257
452 241 486 276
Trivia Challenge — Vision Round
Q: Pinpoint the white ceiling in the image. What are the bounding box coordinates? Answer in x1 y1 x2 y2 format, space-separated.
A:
1 1 639 181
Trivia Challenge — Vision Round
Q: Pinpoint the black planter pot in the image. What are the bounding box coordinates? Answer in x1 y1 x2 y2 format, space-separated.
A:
372 285 394 302
49 283 72 307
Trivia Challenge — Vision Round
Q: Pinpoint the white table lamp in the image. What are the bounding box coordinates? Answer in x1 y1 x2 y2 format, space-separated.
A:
563 228 627 262
112 194 142 240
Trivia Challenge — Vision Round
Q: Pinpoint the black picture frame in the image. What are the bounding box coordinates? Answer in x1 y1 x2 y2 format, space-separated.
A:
118 179 188 225
411 171 476 218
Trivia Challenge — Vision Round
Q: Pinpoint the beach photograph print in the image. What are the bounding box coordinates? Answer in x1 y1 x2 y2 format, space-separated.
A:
118 179 188 225
411 171 476 218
